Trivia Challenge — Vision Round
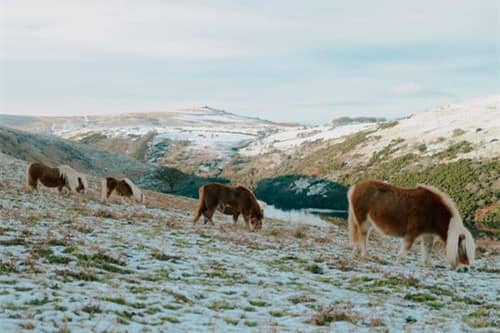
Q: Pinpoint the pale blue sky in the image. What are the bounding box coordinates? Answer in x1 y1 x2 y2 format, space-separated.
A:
0 0 498 124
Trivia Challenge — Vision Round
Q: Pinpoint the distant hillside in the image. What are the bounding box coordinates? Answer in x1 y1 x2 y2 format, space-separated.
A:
331 116 385 127
0 126 228 199
222 96 500 238
1 107 292 177
0 126 151 177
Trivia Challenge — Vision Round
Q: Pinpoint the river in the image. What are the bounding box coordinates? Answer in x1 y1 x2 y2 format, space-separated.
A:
263 203 347 227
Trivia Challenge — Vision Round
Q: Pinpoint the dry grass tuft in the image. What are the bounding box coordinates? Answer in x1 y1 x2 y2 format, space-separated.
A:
311 302 361 326
94 209 118 219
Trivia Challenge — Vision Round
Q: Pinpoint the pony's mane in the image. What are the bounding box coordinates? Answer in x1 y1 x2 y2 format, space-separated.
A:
237 185 261 206
417 184 475 267
123 178 144 203
58 165 81 192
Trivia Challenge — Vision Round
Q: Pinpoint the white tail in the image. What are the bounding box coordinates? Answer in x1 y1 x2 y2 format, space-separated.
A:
347 185 360 245
101 178 108 202
123 178 143 203
26 163 32 189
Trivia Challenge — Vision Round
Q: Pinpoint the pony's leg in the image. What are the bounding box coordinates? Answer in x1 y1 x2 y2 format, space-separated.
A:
232 213 239 225
396 236 415 263
205 208 216 225
359 222 371 258
420 235 434 266
29 182 38 193
193 209 202 224
360 232 368 258
243 215 251 230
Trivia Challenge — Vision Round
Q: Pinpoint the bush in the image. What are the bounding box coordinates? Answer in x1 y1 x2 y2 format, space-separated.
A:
255 175 348 212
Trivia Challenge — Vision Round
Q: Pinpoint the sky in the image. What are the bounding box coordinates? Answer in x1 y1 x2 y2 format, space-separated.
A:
0 0 498 124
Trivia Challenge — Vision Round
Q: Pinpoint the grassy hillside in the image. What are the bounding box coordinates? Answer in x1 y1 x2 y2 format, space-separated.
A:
0 126 151 177
223 125 499 238
1 153 497 332
0 126 229 199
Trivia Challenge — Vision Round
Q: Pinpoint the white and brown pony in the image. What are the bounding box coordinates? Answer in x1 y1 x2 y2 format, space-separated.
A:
26 162 88 194
101 177 145 204
348 180 475 271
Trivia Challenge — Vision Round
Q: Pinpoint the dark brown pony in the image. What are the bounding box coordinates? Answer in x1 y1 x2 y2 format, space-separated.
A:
193 183 264 230
348 180 475 271
101 177 145 204
26 162 87 194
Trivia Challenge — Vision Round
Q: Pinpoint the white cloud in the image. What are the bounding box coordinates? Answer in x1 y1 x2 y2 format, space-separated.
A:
1 0 496 61
0 0 497 122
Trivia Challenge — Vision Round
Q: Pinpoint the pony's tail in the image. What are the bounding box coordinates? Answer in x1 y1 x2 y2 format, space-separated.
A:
462 228 476 265
347 185 361 245
123 178 143 203
101 178 107 202
193 186 205 224
26 163 33 189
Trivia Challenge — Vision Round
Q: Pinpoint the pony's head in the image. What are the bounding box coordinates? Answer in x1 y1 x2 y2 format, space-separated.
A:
446 217 475 271
419 184 475 271
249 206 264 231
76 176 88 194
59 165 87 194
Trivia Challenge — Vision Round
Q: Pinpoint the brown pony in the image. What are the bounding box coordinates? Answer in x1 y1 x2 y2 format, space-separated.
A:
26 162 87 194
348 180 475 271
101 177 145 204
193 183 264 230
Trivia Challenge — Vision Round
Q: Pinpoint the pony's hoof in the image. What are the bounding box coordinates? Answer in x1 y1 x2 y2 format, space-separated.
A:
457 267 469 273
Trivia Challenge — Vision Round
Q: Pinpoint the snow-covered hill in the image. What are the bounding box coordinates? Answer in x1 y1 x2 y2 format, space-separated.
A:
357 95 500 160
2 96 498 178
240 123 376 157
241 95 499 159
0 107 294 176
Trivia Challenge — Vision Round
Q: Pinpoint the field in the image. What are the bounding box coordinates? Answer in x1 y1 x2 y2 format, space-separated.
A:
0 153 498 332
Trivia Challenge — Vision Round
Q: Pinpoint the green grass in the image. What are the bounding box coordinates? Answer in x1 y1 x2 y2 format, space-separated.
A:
26 296 49 306
464 304 499 328
404 293 444 310
305 264 324 274
224 317 239 325
270 310 285 317
82 304 102 314
249 300 269 307
209 300 237 311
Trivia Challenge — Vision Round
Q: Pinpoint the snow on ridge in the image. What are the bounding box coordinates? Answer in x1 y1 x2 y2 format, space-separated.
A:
240 123 375 156
360 94 500 159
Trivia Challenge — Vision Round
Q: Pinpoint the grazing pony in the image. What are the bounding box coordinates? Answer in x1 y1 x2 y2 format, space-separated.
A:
193 183 264 231
101 177 145 204
348 180 475 271
26 162 87 194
